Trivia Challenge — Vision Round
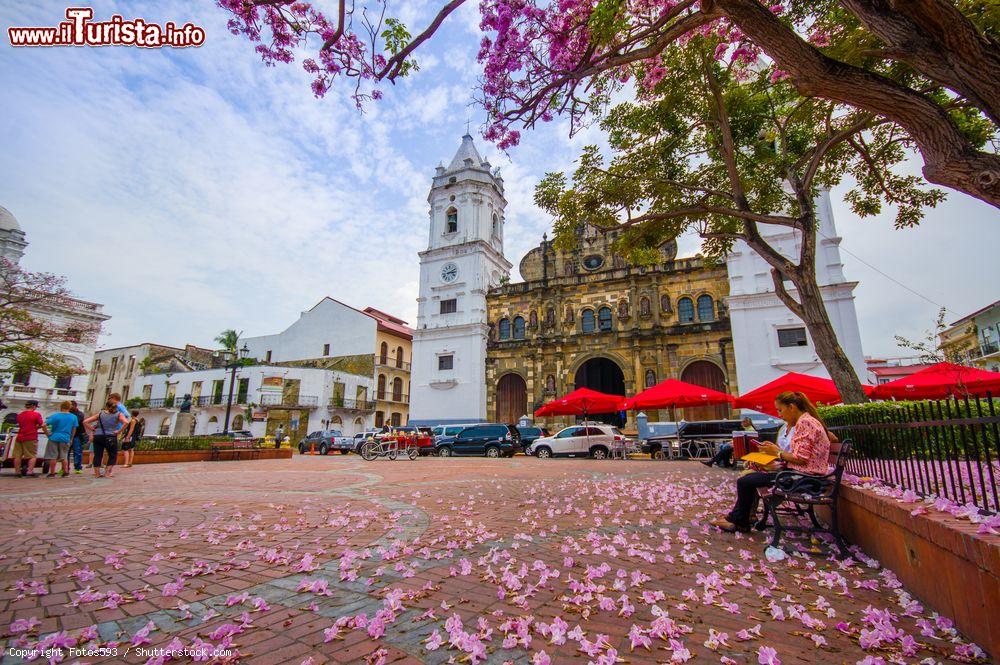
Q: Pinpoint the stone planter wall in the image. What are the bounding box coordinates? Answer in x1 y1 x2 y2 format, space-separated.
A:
79 448 293 465
830 485 999 659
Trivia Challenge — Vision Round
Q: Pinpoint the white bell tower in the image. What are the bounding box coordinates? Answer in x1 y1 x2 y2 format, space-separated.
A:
409 134 512 425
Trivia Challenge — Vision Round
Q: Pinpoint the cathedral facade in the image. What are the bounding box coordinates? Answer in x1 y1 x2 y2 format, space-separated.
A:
485 227 736 428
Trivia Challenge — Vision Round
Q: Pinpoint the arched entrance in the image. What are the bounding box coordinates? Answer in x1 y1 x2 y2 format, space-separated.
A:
574 357 626 426
496 373 527 425
680 360 729 421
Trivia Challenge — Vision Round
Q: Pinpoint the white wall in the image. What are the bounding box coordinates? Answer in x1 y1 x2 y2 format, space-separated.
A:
242 297 377 363
725 190 867 394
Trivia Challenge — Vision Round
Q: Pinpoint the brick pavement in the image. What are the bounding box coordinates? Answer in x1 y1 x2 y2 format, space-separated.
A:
0 456 991 664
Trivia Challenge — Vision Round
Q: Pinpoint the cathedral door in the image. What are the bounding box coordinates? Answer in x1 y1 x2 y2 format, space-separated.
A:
496 373 527 425
573 357 626 426
680 361 730 421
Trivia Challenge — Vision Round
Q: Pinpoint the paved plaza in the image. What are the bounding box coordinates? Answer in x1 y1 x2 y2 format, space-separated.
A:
0 457 989 664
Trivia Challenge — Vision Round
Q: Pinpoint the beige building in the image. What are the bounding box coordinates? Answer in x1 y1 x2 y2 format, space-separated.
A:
486 227 736 430
369 308 413 428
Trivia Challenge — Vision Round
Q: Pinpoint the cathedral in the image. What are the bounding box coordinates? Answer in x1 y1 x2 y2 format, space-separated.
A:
409 134 865 428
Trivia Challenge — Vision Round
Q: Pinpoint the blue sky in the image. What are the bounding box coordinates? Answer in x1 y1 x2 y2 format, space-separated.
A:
1 0 997 358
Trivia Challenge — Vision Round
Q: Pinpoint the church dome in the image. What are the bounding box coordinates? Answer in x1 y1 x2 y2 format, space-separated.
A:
0 206 21 232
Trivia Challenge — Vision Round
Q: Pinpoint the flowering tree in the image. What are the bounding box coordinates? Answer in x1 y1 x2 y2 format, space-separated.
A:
533 39 945 402
0 259 101 381
218 0 999 208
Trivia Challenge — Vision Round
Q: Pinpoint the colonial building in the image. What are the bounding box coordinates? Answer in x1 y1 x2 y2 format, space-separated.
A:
86 342 216 412
90 297 411 441
940 299 1000 372
0 205 109 421
409 134 512 425
486 226 736 428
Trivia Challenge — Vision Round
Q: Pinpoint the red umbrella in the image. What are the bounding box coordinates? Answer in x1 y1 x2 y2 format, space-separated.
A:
872 362 1000 400
534 387 626 418
733 371 874 416
624 379 734 411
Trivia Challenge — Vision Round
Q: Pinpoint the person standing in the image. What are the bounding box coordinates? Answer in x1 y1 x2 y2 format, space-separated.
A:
69 400 86 474
120 409 144 468
12 400 48 477
274 425 285 449
44 401 77 478
84 400 128 478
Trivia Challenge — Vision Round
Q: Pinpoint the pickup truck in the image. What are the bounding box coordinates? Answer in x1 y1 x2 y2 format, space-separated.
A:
298 430 354 455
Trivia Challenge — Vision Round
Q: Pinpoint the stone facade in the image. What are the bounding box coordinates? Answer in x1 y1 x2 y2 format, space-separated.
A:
486 228 736 429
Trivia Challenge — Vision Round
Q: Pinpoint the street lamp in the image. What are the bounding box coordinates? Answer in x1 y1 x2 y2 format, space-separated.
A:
220 343 249 435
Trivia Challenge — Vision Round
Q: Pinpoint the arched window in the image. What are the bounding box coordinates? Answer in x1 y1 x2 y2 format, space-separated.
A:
492 213 499 236
379 342 388 364
660 294 672 314
598 306 613 332
331 416 342 426
498 318 511 340
678 297 695 323
645 369 656 388
232 414 244 430
640 297 651 317
697 295 715 321
392 377 403 402
513 316 526 339
395 346 404 368
159 417 171 436
582 309 596 333
377 374 386 400
446 207 458 233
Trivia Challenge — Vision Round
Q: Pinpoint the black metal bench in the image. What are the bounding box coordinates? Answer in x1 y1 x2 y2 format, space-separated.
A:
756 439 852 558
209 440 261 461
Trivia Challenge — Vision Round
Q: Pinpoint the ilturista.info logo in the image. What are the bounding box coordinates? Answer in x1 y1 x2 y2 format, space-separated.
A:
7 7 205 48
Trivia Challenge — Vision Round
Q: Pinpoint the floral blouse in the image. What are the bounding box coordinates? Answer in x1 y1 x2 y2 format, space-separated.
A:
787 413 831 476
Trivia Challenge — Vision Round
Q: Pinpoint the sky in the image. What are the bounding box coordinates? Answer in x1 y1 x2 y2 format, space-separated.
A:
1 0 997 359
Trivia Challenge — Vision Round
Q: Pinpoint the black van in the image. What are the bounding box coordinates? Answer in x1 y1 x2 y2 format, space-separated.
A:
435 424 521 458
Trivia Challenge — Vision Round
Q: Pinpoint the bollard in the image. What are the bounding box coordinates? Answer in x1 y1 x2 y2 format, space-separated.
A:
310 441 315 455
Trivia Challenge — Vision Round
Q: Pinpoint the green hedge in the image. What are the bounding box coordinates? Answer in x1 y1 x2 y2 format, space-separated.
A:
136 436 234 451
819 397 999 459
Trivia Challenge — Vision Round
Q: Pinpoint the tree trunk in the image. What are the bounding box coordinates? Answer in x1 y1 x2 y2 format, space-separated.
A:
767 264 870 404
715 0 1000 210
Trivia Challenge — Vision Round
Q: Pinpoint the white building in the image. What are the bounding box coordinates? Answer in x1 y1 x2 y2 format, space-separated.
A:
725 190 866 394
0 205 109 421
124 296 413 440
409 134 512 425
136 364 373 439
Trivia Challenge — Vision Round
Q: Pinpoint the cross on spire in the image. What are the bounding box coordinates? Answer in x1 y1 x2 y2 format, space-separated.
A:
465 117 471 136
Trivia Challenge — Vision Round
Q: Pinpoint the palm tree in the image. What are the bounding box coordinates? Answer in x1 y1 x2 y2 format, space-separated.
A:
215 329 242 353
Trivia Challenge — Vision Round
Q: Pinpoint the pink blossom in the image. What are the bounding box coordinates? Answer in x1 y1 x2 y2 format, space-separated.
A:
758 646 781 665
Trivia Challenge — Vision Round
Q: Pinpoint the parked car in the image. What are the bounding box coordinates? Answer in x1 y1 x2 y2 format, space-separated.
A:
231 430 256 443
641 422 682 458
527 425 627 459
431 423 480 444
298 430 353 455
435 424 521 457
516 426 550 453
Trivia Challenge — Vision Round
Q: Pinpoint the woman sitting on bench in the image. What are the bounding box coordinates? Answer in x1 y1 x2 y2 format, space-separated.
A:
711 391 831 533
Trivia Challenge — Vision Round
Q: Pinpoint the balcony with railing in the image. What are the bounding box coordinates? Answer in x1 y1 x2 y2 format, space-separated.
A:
328 397 376 411
259 393 319 408
376 392 410 404
376 357 411 372
978 339 1000 359
0 385 85 402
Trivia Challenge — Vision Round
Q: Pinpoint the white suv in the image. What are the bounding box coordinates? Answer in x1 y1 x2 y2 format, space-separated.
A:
527 425 626 459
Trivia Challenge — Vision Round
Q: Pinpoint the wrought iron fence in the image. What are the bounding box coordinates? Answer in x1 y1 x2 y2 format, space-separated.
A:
825 394 999 514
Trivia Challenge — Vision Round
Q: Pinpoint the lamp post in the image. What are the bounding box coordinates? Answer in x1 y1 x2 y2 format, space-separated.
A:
220 343 249 435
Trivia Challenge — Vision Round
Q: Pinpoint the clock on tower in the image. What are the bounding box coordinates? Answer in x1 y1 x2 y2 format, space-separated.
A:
440 262 458 283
